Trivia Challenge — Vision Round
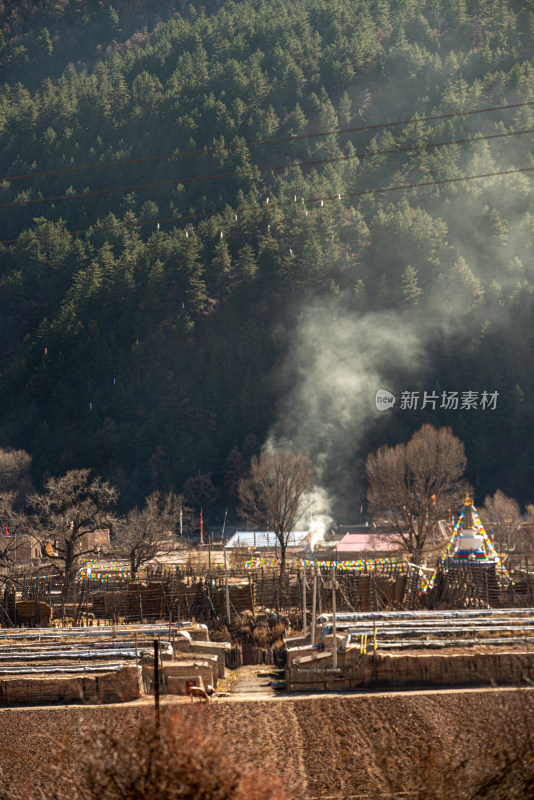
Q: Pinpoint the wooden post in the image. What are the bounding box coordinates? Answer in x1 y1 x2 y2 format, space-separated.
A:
153 639 160 730
311 567 318 646
224 551 231 624
332 567 337 671
208 533 212 581
249 573 255 621
302 568 307 636
286 570 290 617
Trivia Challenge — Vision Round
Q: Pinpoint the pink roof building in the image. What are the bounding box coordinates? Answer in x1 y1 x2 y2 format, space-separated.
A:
335 529 401 556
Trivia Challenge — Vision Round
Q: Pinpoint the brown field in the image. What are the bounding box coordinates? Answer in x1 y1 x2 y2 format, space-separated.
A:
0 688 532 798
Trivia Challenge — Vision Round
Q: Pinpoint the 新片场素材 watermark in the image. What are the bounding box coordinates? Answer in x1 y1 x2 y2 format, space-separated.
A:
375 389 498 412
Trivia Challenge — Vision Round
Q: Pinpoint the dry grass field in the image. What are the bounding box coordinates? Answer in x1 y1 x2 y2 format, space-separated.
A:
0 688 533 798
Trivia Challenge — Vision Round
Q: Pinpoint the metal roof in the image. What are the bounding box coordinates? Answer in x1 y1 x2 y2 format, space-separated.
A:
224 531 309 549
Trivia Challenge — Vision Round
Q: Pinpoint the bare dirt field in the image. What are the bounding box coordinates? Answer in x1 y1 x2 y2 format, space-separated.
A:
0 686 532 798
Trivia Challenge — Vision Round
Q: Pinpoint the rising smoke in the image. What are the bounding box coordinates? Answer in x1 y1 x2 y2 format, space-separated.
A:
267 300 427 526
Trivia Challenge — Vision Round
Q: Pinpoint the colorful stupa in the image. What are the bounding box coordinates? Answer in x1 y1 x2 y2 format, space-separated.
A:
419 495 511 595
446 495 499 563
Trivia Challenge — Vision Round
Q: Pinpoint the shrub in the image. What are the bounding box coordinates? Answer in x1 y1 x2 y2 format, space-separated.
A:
0 709 287 800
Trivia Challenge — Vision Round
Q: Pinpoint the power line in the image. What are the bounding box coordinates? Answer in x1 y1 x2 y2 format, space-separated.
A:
2 126 533 209
2 99 534 183
2 164 532 246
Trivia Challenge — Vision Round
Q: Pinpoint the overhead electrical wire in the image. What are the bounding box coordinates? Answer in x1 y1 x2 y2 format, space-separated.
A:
2 99 534 183
2 163 533 246
2 126 533 209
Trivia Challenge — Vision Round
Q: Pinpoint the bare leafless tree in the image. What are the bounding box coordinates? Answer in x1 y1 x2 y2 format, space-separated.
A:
29 469 117 595
114 491 190 578
479 489 521 552
238 448 314 572
0 491 28 570
0 448 33 499
520 505 534 554
0 450 35 576
366 425 467 562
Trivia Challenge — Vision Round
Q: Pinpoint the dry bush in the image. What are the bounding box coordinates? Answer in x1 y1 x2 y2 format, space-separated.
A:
238 624 253 641
480 490 521 553
252 626 268 648
269 623 285 641
209 625 231 643
0 709 288 800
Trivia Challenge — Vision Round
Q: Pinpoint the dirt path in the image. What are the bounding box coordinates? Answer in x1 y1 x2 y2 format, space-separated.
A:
228 666 281 698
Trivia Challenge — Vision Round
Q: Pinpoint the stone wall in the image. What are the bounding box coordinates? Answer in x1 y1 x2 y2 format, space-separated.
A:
287 648 534 691
366 650 534 686
95 665 143 702
190 641 230 677
143 660 216 693
286 648 534 691
166 675 203 695
0 666 143 705
170 653 219 687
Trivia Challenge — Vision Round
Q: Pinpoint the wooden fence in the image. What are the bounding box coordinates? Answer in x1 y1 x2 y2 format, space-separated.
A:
1 558 532 628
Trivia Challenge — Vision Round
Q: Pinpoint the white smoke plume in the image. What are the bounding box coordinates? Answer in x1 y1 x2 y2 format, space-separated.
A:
267 300 426 521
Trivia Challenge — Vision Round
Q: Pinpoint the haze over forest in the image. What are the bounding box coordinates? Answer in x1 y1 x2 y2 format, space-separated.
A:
0 0 533 520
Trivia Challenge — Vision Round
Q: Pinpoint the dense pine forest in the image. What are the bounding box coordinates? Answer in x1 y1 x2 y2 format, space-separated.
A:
0 0 533 517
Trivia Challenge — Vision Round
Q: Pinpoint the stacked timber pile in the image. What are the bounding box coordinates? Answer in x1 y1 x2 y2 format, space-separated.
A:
346 573 408 610
213 583 252 616
91 591 128 619
0 621 233 705
127 582 165 621
288 648 534 691
169 580 209 621
14 601 52 626
429 563 501 608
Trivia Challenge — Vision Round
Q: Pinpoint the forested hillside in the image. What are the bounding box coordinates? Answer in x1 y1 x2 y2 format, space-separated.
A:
0 0 533 515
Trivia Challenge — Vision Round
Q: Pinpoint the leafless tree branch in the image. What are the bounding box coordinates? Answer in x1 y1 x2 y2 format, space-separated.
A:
238 448 314 572
366 425 467 561
114 491 190 578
